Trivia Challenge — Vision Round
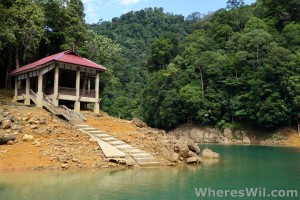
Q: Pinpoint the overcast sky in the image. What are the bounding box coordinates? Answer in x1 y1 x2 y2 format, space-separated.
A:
83 0 257 24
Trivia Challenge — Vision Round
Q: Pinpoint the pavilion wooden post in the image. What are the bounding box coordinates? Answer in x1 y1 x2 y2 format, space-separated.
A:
94 71 100 114
24 74 30 105
13 77 19 101
74 68 81 112
36 70 43 107
53 64 59 106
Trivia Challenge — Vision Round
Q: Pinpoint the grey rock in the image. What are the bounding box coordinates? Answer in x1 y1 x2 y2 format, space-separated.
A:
2 111 10 117
188 143 200 154
7 140 14 145
61 164 68 169
186 157 199 164
131 117 147 128
162 149 179 162
22 116 29 121
30 125 38 129
23 134 34 141
2 119 11 129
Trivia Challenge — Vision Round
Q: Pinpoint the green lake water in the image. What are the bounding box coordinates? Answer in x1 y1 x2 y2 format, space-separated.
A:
1 145 300 200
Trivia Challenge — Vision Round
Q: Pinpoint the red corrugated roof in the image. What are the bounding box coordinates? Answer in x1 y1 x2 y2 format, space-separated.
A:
10 50 106 76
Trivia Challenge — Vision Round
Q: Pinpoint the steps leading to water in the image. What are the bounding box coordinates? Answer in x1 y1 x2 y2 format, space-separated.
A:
75 124 160 167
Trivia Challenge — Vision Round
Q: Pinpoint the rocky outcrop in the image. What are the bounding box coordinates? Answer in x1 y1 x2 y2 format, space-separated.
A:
138 127 204 165
201 148 220 159
168 126 253 145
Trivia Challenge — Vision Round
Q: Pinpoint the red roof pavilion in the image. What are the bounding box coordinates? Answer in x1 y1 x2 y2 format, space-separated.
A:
10 50 106 76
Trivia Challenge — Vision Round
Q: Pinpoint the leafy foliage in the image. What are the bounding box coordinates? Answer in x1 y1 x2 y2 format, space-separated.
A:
0 0 299 130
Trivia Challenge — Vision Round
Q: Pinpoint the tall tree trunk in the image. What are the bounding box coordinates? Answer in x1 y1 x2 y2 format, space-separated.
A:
15 47 20 69
256 45 259 68
5 50 12 88
199 67 204 98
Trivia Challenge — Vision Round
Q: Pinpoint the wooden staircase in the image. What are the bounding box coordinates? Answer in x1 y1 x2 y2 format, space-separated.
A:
29 90 85 123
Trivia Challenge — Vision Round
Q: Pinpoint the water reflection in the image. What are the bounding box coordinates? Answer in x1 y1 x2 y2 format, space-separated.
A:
0 167 202 200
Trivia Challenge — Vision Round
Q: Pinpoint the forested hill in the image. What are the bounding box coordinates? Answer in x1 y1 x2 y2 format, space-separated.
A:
90 8 190 121
91 1 300 130
0 0 299 130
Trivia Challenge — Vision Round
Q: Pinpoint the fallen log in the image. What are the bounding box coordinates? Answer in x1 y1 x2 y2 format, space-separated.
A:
0 133 17 144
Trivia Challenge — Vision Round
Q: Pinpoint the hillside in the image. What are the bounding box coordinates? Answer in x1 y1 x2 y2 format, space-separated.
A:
1 0 299 132
90 1 300 131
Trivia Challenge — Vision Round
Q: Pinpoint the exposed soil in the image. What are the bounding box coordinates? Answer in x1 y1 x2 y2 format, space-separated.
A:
0 91 120 171
0 89 299 172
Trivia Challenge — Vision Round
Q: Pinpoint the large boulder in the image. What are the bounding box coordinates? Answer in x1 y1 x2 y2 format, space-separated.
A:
173 141 190 158
161 149 179 162
131 118 147 128
1 119 11 129
0 133 17 144
187 143 200 154
201 148 220 159
186 157 201 164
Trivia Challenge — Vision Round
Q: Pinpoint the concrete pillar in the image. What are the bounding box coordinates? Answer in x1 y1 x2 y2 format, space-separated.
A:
82 76 87 96
36 70 43 107
13 77 19 101
94 71 100 114
53 65 59 106
74 68 81 112
87 78 91 93
24 74 30 105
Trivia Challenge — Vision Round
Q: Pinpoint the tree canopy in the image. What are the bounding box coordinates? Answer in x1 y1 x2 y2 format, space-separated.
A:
1 0 299 131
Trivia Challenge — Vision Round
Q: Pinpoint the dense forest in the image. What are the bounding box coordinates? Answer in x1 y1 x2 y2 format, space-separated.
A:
0 0 299 130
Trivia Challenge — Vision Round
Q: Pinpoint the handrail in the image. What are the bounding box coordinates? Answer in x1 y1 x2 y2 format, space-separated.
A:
60 105 86 121
29 90 37 103
30 89 85 122
29 89 36 97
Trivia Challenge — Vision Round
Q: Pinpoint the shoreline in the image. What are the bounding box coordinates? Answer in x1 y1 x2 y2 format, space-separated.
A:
1 92 299 173
1 142 299 173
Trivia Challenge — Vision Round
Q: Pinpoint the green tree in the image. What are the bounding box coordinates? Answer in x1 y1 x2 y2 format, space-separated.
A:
237 29 272 68
282 23 300 52
79 29 121 65
8 0 45 67
179 83 204 122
